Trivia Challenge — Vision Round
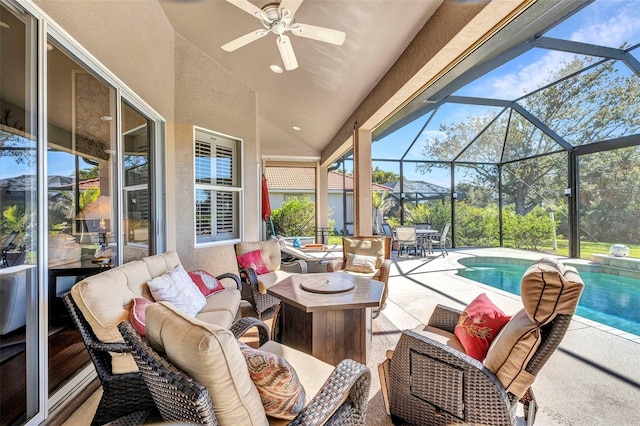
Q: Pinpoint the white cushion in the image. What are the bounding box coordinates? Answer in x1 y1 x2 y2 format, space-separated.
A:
148 265 206 317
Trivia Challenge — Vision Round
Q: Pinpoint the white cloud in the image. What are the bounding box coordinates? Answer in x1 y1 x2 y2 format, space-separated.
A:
569 1 640 48
489 50 579 99
479 2 640 100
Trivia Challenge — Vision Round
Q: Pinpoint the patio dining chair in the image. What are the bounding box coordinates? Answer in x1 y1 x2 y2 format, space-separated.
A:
394 225 419 257
428 222 450 257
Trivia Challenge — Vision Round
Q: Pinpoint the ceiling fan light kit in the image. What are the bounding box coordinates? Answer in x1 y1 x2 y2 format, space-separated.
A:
223 0 346 71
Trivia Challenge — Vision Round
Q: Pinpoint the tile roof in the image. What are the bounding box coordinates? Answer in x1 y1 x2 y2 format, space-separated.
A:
265 167 392 191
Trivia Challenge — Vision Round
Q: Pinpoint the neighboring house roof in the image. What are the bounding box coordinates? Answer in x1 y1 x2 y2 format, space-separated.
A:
0 175 102 191
265 167 392 192
383 179 449 195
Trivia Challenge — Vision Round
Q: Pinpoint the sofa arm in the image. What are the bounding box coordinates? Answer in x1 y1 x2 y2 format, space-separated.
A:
238 267 258 285
326 259 344 272
427 304 462 333
230 317 270 346
291 359 370 426
217 272 241 290
281 259 308 274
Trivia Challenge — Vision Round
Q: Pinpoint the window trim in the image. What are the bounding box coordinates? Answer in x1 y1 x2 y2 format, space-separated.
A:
193 126 243 247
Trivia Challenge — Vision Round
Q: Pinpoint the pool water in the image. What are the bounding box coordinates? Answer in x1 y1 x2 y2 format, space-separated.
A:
457 261 640 336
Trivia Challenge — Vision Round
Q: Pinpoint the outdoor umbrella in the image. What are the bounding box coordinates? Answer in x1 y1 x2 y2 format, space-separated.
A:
261 174 275 236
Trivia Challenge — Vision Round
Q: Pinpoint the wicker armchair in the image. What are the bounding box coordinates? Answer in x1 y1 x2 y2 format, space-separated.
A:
387 258 584 426
235 240 308 319
327 236 391 317
62 292 159 425
118 319 372 425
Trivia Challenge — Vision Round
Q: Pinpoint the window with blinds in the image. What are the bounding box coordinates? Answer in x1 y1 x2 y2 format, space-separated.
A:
194 128 242 244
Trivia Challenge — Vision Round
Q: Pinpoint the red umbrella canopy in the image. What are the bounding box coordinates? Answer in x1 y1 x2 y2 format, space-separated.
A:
261 174 271 221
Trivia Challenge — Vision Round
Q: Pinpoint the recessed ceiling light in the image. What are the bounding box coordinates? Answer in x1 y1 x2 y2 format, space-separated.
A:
100 116 113 121
292 126 301 131
270 64 283 73
46 42 54 51
0 21 10 29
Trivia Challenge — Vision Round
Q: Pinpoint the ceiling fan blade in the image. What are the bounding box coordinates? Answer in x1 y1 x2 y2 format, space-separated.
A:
277 35 298 71
278 0 304 16
222 29 269 52
225 0 268 20
292 23 346 46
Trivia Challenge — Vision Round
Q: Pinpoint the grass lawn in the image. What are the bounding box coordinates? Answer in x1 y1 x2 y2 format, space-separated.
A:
533 239 640 259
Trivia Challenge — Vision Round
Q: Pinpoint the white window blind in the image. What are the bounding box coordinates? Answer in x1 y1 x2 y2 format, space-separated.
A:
194 129 242 244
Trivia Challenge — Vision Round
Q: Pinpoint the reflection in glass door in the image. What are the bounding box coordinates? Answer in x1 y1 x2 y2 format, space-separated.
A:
47 39 116 398
121 101 151 262
0 4 40 424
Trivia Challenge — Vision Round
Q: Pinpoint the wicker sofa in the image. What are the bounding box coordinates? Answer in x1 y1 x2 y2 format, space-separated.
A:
64 251 242 425
118 301 372 425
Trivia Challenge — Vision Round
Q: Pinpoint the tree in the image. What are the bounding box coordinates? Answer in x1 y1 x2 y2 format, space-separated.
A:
416 56 640 218
372 167 397 184
78 165 100 181
372 190 395 233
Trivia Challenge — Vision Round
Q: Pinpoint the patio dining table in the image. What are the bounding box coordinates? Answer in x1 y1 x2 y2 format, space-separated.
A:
416 228 440 255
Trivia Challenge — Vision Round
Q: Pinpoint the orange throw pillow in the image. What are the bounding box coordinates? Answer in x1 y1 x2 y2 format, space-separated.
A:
454 293 511 361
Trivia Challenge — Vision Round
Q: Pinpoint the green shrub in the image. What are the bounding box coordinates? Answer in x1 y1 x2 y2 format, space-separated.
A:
503 206 555 250
271 196 315 237
455 202 499 246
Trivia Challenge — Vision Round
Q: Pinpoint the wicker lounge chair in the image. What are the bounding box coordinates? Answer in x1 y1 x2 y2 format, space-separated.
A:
118 317 372 425
387 257 584 426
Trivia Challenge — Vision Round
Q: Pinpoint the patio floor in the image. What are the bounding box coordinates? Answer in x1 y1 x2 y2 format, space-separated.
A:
62 247 639 425
378 247 640 425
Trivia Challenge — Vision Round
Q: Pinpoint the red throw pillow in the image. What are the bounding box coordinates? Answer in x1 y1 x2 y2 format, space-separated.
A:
130 297 152 336
454 293 511 361
236 249 270 275
188 270 225 296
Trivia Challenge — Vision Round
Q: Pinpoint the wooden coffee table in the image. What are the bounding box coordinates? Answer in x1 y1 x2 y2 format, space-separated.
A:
267 272 383 365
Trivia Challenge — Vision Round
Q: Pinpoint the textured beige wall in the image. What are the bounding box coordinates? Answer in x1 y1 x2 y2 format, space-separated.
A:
35 0 176 120
35 0 259 272
173 34 258 272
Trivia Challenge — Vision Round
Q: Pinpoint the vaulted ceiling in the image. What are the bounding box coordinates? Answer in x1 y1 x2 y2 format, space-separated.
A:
159 0 445 157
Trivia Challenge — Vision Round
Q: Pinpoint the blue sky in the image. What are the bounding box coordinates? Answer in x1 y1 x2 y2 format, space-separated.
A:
372 0 640 184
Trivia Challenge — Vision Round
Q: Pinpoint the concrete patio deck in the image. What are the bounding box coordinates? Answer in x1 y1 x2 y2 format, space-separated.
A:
379 247 640 425
63 247 639 425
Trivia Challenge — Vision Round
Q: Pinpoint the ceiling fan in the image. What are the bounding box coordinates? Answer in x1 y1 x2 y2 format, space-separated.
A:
221 0 346 71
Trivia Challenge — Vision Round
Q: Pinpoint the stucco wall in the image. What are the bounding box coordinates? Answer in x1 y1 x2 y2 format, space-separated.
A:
173 34 258 273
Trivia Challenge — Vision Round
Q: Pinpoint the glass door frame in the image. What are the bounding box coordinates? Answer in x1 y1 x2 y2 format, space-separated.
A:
10 0 167 423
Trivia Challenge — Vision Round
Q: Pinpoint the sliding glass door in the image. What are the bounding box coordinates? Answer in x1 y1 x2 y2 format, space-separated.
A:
0 2 166 423
0 3 40 424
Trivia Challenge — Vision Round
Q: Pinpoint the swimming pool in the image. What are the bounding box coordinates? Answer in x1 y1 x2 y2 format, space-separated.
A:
456 257 640 336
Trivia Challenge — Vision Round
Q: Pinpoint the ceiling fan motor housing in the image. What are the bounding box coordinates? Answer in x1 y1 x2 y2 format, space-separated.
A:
260 3 294 34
